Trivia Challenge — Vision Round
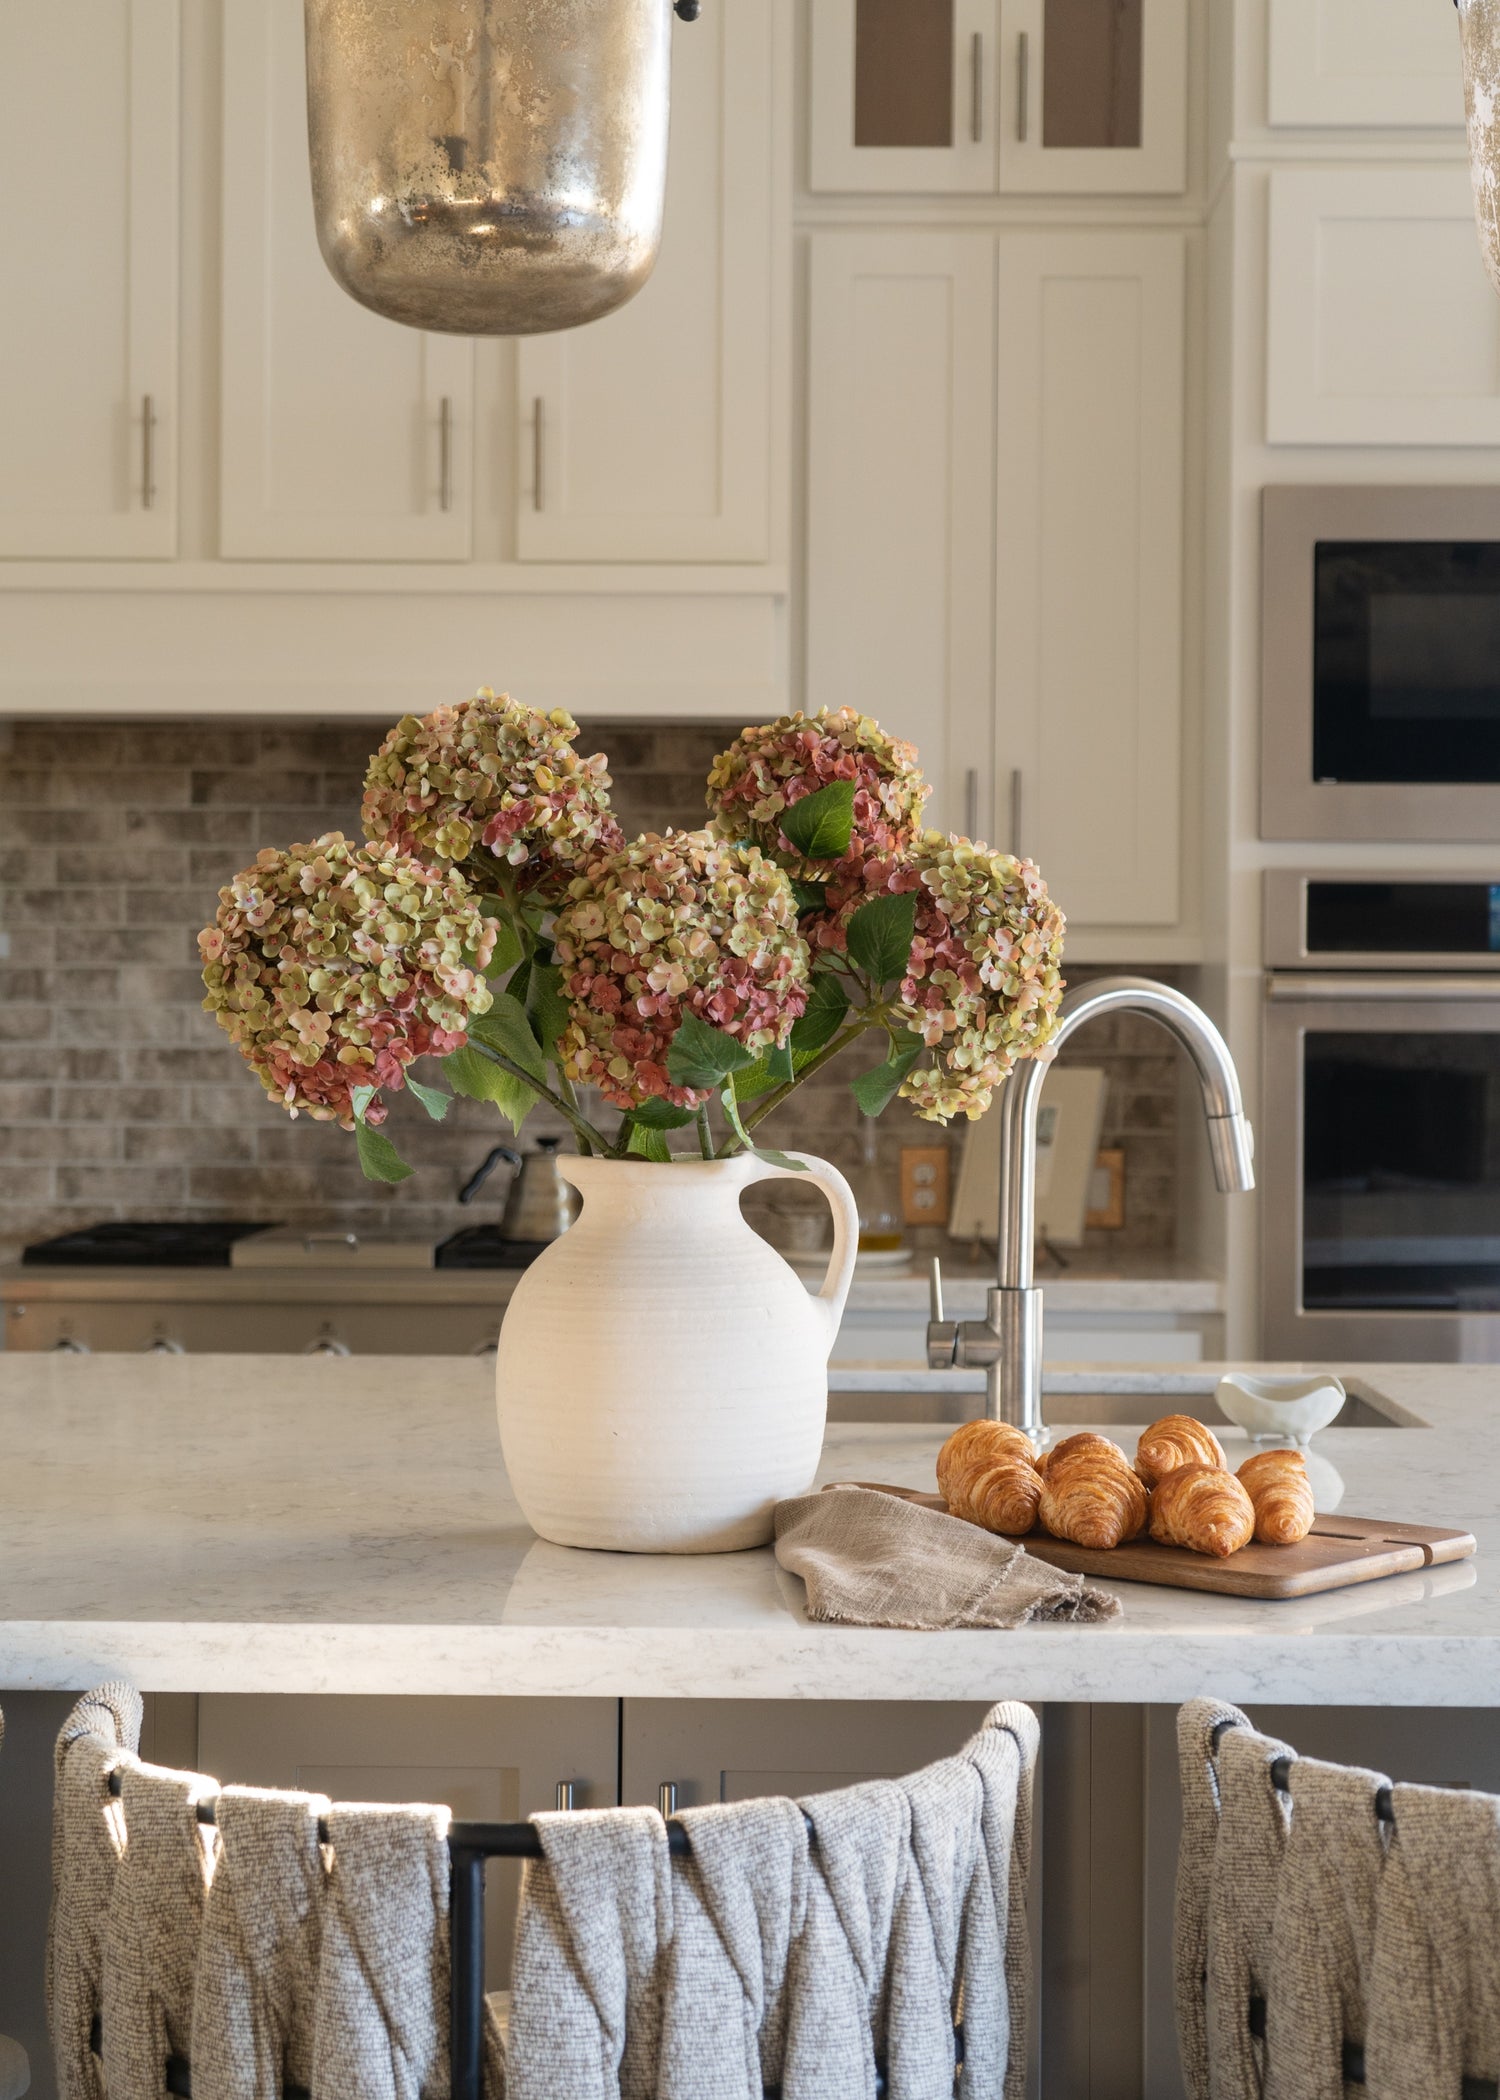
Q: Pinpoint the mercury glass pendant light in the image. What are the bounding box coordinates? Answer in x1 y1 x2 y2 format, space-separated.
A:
303 0 697 336
1459 0 1500 297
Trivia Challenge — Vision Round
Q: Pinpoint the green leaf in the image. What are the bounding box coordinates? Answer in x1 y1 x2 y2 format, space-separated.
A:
443 1043 536 1135
731 1054 780 1103
526 962 571 1059
849 1039 923 1118
404 1074 451 1121
791 880 828 913
350 1083 379 1123
480 914 524 979
845 891 918 987
789 973 849 1055
766 1041 796 1083
467 992 547 1083
719 1084 808 1172
666 1010 757 1090
777 779 854 861
506 954 533 1012
354 1119 415 1184
626 1121 672 1163
626 1096 697 1130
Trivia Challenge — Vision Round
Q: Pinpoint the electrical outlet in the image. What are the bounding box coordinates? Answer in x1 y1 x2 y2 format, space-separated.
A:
900 1146 950 1228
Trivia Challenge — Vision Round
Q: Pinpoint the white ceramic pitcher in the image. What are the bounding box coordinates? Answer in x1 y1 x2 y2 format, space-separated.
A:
496 1151 860 1553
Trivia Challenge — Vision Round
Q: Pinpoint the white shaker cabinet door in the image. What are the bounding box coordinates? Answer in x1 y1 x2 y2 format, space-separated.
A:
808 0 1001 195
997 0 1188 196
993 230 1185 926
219 0 473 560
1268 0 1465 128
514 1 776 562
805 233 996 839
0 0 179 557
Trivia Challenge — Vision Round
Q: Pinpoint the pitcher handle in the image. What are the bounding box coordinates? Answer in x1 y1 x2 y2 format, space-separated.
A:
745 1150 860 1344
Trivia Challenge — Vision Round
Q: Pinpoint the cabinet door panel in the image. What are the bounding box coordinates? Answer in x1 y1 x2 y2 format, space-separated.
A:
806 234 995 838
994 231 1184 925
0 0 178 557
998 0 1186 194
1266 167 1500 447
809 0 1000 195
199 1695 617 1987
220 0 472 560
515 2 773 561
1268 0 1464 128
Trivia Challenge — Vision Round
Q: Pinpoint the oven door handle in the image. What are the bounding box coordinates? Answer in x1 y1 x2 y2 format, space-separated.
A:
1266 972 1500 1001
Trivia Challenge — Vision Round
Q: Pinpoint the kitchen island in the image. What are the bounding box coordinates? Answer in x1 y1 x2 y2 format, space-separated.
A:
0 1352 1490 1706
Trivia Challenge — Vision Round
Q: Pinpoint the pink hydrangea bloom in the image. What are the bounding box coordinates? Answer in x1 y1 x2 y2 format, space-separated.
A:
361 688 623 904
198 833 495 1127
553 830 811 1111
706 708 930 877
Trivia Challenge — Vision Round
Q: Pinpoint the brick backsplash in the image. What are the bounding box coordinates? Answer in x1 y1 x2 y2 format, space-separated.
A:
0 718 1179 1260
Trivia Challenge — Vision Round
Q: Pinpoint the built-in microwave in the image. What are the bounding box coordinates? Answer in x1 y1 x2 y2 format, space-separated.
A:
1262 871 1500 1362
1262 486 1500 841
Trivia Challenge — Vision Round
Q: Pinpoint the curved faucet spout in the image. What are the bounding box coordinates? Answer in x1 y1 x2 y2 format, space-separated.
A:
928 976 1256 1443
998 977 1254 1292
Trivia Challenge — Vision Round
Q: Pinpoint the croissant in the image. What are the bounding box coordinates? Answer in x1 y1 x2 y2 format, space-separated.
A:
1237 1448 1315 1546
1149 1465 1255 1559
948 1455 1045 1536
1039 1432 1129 1478
936 1419 1037 1503
1135 1414 1227 1488
1038 1450 1148 1549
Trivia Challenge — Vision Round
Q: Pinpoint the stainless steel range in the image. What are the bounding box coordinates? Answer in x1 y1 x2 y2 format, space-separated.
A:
1262 871 1500 1360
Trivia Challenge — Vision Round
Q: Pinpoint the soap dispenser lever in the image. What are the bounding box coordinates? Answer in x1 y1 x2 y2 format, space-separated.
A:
926 1257 959 1369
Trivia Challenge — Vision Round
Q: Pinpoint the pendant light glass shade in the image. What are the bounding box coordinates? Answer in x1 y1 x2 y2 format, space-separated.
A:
1460 0 1500 298
303 0 674 336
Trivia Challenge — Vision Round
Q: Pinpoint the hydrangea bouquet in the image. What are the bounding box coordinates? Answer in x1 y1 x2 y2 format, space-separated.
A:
199 691 1066 1182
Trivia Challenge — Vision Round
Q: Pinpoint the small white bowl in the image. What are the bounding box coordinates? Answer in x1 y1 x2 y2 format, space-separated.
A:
1214 1370 1346 1448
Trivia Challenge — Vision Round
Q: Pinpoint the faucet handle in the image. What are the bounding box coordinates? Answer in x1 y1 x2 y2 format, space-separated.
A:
926 1255 958 1369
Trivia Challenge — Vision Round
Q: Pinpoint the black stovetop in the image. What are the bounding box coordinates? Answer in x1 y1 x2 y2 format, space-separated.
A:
21 1221 278 1268
433 1227 553 1269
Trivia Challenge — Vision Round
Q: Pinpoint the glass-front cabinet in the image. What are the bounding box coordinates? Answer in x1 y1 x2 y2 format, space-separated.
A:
809 0 1187 195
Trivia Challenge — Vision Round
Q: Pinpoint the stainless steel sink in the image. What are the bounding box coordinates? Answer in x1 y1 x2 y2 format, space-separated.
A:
825 1369 1417 1430
1043 1385 1401 1429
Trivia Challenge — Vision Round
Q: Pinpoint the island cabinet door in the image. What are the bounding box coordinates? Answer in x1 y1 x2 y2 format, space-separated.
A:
805 232 997 840
0 0 179 558
993 227 1185 930
513 0 778 563
197 1694 617 1986
218 0 474 561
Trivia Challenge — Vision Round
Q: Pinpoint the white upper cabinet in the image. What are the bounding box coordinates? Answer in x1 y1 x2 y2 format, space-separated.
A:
1268 0 1465 129
515 2 776 563
0 0 179 558
805 233 996 836
219 0 473 561
993 230 1185 926
809 0 1187 196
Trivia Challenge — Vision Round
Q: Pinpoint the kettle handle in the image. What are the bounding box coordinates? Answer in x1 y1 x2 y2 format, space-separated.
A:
744 1151 860 1343
457 1143 523 1206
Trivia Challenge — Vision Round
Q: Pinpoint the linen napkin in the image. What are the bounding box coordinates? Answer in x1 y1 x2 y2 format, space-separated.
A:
773 1485 1121 1628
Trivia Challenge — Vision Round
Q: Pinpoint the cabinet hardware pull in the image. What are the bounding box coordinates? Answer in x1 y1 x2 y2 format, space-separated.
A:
1009 766 1024 856
532 395 545 510
555 1780 576 1810
141 394 156 511
1017 32 1030 143
970 31 984 142
439 395 454 512
657 1781 678 1817
964 767 979 840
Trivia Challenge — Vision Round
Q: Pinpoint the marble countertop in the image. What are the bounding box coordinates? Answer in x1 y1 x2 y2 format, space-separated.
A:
0 1355 1489 1705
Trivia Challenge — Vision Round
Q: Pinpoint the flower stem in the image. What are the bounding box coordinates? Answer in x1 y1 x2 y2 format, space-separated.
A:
553 1069 593 1156
719 1017 878 1153
696 1103 716 1161
466 1041 614 1156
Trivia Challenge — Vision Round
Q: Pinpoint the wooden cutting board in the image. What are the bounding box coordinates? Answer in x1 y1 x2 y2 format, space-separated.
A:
836 1484 1477 1600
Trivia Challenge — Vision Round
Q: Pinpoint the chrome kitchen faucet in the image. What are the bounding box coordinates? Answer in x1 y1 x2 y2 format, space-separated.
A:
926 978 1256 1446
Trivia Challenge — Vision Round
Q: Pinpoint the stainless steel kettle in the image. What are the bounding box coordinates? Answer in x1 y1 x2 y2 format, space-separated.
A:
458 1135 578 1242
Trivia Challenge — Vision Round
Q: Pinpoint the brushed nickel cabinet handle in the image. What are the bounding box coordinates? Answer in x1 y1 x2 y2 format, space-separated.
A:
532 395 545 511
970 31 984 142
1017 32 1030 144
439 395 453 512
1010 766 1025 857
657 1781 678 1817
555 1780 576 1810
141 393 156 511
964 767 979 839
